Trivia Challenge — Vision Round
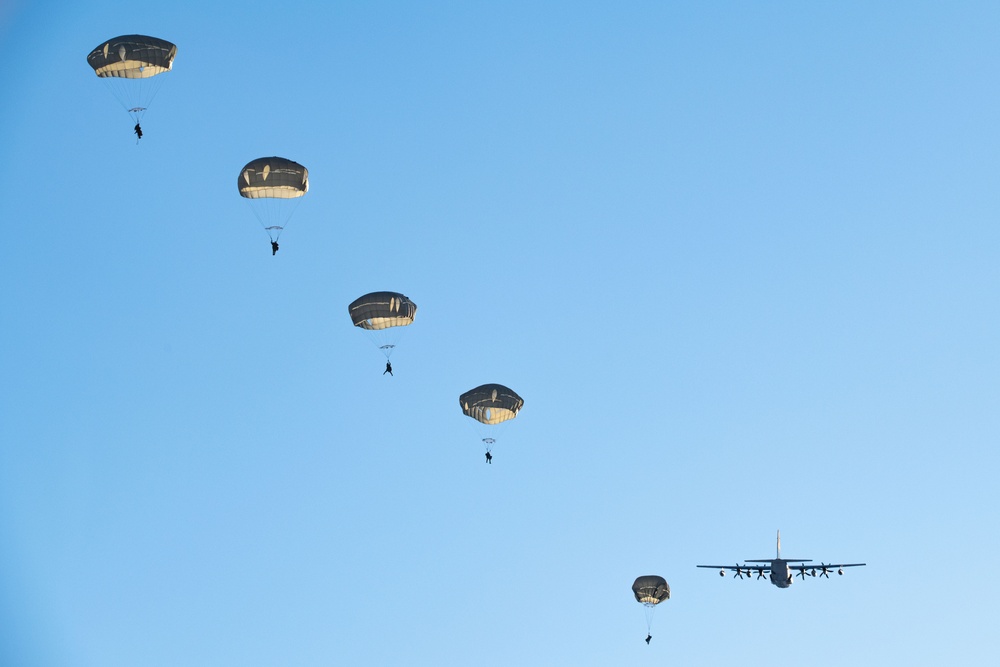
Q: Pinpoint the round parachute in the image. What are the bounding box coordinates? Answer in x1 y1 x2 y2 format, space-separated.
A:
632 576 670 606
238 157 309 244
459 384 524 455
632 575 670 640
459 384 524 425
87 35 176 124
349 291 417 358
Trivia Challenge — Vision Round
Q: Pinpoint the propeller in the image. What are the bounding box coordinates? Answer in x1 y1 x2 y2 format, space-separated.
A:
755 567 767 580
733 565 745 580
817 564 832 578
796 565 810 580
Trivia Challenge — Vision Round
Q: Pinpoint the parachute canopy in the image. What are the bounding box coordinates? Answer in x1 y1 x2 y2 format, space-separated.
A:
238 157 309 243
87 35 177 79
632 576 670 606
459 384 524 425
349 291 417 358
87 35 176 124
238 158 310 200
349 292 417 331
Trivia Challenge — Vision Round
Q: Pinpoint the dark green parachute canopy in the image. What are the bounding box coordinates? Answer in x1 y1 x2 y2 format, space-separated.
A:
87 35 177 79
632 576 670 607
349 292 417 331
238 158 310 199
459 384 524 425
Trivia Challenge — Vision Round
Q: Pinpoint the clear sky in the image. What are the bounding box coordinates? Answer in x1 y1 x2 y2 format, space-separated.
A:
2 1 999 665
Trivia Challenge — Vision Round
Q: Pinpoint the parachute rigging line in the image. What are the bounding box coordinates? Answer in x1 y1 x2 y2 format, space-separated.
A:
245 196 302 242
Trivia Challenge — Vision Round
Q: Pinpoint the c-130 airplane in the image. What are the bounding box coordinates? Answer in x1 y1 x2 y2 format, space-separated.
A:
697 531 865 588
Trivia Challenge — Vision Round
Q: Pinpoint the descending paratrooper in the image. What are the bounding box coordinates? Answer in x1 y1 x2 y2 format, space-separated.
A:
632 575 670 644
459 384 524 463
237 157 309 255
349 292 417 373
87 35 176 141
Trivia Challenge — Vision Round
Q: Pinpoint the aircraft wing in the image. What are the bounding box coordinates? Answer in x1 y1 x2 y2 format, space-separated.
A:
696 564 770 573
790 562 867 578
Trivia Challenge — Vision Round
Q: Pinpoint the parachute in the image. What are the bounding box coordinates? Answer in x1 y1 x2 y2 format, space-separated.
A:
348 291 417 359
459 384 524 456
87 35 176 126
238 157 309 246
632 575 670 642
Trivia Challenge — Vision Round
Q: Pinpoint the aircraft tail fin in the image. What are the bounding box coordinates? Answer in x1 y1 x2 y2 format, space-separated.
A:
747 531 814 563
772 530 809 562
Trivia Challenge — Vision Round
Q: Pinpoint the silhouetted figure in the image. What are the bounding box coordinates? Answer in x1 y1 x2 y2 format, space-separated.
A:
645 634 652 645
383 361 393 376
485 451 492 464
134 123 143 140
271 240 279 255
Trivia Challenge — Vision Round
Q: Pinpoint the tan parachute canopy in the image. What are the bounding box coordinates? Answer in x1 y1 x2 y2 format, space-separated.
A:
459 384 524 425
632 576 670 606
87 35 177 79
349 292 417 331
238 158 310 199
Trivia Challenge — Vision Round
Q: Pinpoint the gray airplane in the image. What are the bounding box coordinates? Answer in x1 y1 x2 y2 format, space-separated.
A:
697 531 865 588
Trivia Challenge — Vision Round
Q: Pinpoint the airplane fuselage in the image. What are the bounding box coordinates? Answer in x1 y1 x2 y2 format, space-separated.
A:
769 559 793 588
737 531 811 588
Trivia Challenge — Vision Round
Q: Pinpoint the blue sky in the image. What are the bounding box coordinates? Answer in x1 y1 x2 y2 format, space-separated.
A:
2 1 999 665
